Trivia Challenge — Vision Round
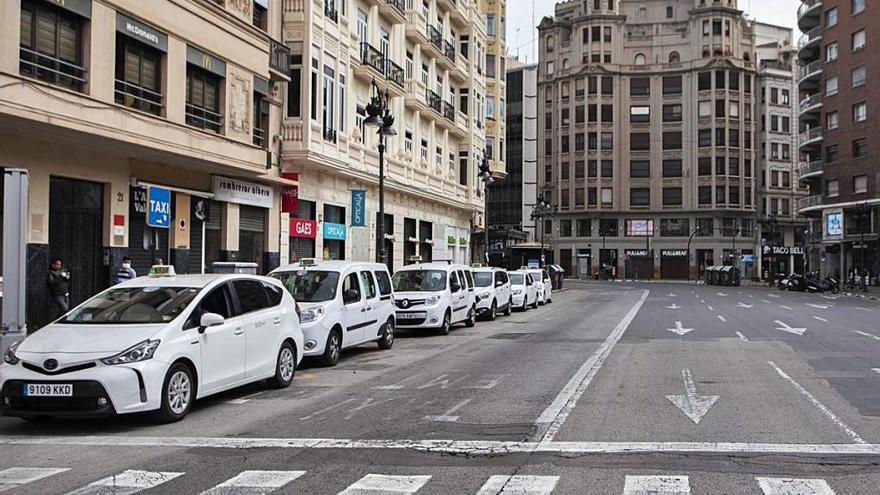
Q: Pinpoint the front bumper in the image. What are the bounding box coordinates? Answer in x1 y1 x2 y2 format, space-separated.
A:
300 319 334 357
395 306 444 328
475 294 494 313
511 293 526 307
1 380 115 418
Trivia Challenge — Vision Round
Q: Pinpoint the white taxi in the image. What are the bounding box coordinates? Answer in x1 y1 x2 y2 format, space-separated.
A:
525 268 553 305
472 266 512 320
0 267 303 423
508 270 539 311
270 260 395 366
391 261 476 335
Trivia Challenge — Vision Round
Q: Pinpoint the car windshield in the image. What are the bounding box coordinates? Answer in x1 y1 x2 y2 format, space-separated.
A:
272 270 340 303
509 273 525 285
60 286 200 324
393 270 447 292
473 272 493 287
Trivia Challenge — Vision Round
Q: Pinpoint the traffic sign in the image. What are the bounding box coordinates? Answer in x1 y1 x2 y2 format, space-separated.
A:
146 186 171 228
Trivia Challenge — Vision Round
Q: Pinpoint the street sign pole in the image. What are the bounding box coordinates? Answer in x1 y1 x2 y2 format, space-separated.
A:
1 169 29 355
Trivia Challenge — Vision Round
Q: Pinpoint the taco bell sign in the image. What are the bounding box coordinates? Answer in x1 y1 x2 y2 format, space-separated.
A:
351 189 366 227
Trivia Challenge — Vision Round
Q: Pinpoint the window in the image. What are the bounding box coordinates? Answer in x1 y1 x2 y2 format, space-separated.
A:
853 138 867 158
663 104 682 122
826 42 838 63
486 13 495 37
322 61 337 140
853 29 866 51
663 132 682 150
634 53 647 66
233 280 270 315
715 156 726 175
630 106 650 123
630 160 650 178
630 77 650 96
663 159 682 178
826 7 838 27
577 219 591 237
698 100 712 118
826 76 838 96
19 0 87 91
115 33 163 115
360 271 377 299
715 70 726 89
663 76 682 94
663 187 682 206
854 102 867 122
186 61 223 133
728 100 739 118
852 65 866 87
630 188 650 206
826 144 839 163
698 129 712 147
601 132 613 150
698 186 712 205
698 157 712 176
827 111 839 130
342 273 362 302
853 0 865 15
854 175 868 194
729 72 739 91
827 179 839 197
287 55 302 117
601 160 614 178
698 72 711 91
375 270 392 296
630 133 650 151
599 218 617 236
666 6 673 18
601 187 613 205
357 9 368 41
575 105 585 124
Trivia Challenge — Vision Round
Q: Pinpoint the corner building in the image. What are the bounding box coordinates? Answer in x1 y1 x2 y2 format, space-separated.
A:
538 0 762 280
1 0 290 329
280 0 505 271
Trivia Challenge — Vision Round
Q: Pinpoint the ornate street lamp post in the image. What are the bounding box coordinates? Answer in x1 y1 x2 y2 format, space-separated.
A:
364 80 397 266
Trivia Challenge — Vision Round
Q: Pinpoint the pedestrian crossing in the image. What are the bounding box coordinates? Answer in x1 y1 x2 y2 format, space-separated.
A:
0 467 844 494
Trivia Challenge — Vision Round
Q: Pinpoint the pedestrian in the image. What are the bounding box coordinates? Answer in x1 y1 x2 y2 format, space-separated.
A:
154 257 164 266
115 256 137 284
46 257 70 319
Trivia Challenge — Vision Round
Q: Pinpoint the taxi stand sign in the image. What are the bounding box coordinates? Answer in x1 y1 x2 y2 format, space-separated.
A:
146 186 171 228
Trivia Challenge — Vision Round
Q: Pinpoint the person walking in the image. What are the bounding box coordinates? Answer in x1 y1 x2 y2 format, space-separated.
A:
115 256 137 284
46 257 71 318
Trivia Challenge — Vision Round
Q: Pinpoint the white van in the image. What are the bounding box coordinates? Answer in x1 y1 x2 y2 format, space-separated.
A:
472 266 512 320
525 268 553 305
270 260 395 366
392 261 476 334
508 270 539 311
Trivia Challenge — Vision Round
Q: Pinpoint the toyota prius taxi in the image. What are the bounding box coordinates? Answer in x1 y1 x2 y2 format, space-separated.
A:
0 268 303 422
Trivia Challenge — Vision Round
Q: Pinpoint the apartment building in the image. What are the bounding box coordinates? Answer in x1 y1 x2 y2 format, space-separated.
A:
0 0 289 329
538 0 761 279
279 0 505 270
796 0 876 279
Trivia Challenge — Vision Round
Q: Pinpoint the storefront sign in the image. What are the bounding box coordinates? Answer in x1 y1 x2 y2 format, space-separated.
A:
661 249 688 258
625 249 651 258
131 187 147 214
187 45 226 78
351 190 366 227
290 218 317 239
192 198 210 222
323 222 347 241
146 186 171 228
762 245 805 256
116 13 167 52
49 0 91 18
458 237 468 246
826 212 843 236
281 173 298 214
212 176 273 208
447 235 457 245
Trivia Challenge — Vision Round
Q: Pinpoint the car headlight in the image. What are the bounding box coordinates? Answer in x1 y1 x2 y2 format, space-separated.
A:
3 341 20 365
100 340 160 365
512 289 523 295
300 306 325 323
425 295 442 306
478 292 491 300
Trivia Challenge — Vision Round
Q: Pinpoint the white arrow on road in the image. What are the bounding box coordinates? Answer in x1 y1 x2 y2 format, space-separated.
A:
737 302 753 308
666 369 719 424
667 321 693 336
774 320 806 336
666 303 681 310
806 303 830 310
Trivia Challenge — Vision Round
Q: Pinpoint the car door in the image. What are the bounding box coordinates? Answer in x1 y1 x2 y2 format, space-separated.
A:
190 282 245 393
230 279 276 379
358 270 381 343
340 271 369 345
448 270 465 322
495 271 511 308
373 268 394 332
463 269 476 311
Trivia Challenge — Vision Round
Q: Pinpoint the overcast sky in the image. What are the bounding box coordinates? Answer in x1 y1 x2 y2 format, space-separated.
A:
507 0 801 64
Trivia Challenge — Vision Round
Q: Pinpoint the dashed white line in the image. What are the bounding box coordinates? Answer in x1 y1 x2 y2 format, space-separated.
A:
756 477 836 495
717 315 726 322
735 332 750 342
768 361 866 445
779 305 793 311
872 368 880 376
707 305 714 311
762 299 772 304
338 474 431 495
855 307 874 312
476 475 559 495
813 316 828 323
854 330 880 341
768 294 781 298
423 399 472 422
623 475 690 494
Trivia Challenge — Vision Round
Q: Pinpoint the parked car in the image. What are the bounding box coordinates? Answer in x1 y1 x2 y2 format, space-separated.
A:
508 270 539 311
391 261 476 334
525 268 553 305
472 266 512 320
270 260 395 367
1 268 303 423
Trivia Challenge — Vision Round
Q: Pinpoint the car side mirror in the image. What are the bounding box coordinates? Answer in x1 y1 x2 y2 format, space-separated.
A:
343 289 360 304
450 282 461 292
198 313 225 334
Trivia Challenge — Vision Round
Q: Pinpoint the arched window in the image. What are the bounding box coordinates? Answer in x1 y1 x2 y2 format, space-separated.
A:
562 58 570 69
668 51 680 63
547 36 555 53
634 53 647 65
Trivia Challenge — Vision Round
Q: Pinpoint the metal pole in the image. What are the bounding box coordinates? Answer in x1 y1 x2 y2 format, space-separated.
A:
376 134 386 265
686 228 699 282
484 182 489 264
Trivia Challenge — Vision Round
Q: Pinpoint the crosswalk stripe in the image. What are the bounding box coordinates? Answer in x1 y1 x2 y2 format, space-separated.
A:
623 475 690 494
756 477 836 494
337 474 431 494
0 467 69 492
200 470 306 494
66 470 184 495
476 475 559 494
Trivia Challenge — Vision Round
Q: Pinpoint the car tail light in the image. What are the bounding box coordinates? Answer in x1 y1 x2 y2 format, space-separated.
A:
295 302 302 320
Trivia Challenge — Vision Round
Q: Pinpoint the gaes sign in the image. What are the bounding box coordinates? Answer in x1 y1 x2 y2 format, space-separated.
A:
290 218 317 239
146 186 171 228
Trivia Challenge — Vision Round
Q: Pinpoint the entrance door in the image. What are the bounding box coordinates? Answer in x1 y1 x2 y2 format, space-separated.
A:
599 249 618 279
49 177 104 307
660 255 689 279
240 205 266 273
625 253 654 280
559 249 573 275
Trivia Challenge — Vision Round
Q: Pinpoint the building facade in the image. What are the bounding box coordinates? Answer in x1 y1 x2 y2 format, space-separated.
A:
1 0 290 329
796 0 876 280
538 0 762 280
279 0 505 271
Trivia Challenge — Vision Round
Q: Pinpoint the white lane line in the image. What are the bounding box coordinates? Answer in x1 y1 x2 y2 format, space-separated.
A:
779 305 793 311
736 331 750 342
225 399 250 404
0 468 69 493
535 289 649 443
700 299 706 304
707 305 714 311
476 475 559 495
717 315 726 322
423 399 472 422
373 375 421 390
855 307 873 312
768 361 866 445
768 294 781 298
854 330 880 341
338 474 431 494
9 436 880 455
814 316 829 323
762 299 772 304
299 399 356 420
806 304 830 310
872 369 880 375
748 294 755 298
200 471 306 494
756 477 836 495
623 475 689 494
66 470 183 495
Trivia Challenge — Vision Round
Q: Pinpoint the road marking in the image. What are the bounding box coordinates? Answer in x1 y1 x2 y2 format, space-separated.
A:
623 475 689 494
373 375 421 390
821 295 838 300
418 373 470 390
855 307 873 312
717 315 726 322
465 374 508 390
666 369 719 425
424 398 472 422
736 331 750 342
200 471 305 494
666 304 681 310
774 321 806 336
854 330 880 341
762 299 772 304
768 361 866 444
535 289 649 443
756 477 836 495
66 470 183 495
806 304 830 310
779 305 793 311
699 299 706 304
667 321 694 336
344 398 396 420
667 293 677 297
737 302 753 308
748 294 755 298
813 316 828 323
225 399 250 404
0 468 69 492
707 305 714 311
476 475 559 495
299 399 356 421
872 368 880 375
768 294 781 298
338 474 431 494
717 292 728 297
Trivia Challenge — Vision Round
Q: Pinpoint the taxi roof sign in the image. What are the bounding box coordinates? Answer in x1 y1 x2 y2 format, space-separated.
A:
148 265 176 277
470 263 483 268
407 255 423 263
298 258 319 267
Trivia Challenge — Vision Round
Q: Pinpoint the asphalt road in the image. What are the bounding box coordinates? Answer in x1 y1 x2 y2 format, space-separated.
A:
1 281 879 494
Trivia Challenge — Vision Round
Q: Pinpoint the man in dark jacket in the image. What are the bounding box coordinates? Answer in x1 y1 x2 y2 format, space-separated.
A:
47 257 70 318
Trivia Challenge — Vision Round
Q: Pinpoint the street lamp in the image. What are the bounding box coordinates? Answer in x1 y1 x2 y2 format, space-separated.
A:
530 195 554 267
478 154 494 264
686 226 702 282
364 79 396 266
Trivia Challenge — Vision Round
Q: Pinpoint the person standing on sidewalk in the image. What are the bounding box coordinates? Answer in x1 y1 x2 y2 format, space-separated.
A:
46 257 71 318
114 256 137 284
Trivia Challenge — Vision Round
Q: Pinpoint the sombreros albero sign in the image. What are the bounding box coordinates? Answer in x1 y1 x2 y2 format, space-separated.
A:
212 176 273 208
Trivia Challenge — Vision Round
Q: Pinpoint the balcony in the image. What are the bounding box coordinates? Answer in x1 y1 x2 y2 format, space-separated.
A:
799 128 823 150
798 60 822 88
799 93 823 117
797 194 824 215
323 127 337 144
438 0 468 27
798 160 824 182
797 0 822 32
367 0 406 24
269 38 291 82
797 26 822 61
426 89 442 116
324 0 339 22
354 43 405 96
442 100 455 123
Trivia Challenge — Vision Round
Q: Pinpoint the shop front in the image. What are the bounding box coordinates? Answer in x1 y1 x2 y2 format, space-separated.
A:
624 249 654 280
660 249 689 279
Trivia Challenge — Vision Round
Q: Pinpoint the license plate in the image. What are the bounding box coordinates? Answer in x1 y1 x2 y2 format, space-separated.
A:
23 384 73 397
397 312 424 319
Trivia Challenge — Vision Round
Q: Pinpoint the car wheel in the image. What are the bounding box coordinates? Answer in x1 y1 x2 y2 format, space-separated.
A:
153 363 195 423
503 300 512 316
522 299 529 312
465 306 476 327
268 341 296 389
437 310 451 335
320 330 342 366
488 300 497 321
378 319 395 350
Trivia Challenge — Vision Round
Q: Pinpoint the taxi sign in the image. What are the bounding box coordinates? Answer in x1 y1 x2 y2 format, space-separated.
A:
298 258 319 267
470 263 483 268
148 265 176 277
407 256 423 263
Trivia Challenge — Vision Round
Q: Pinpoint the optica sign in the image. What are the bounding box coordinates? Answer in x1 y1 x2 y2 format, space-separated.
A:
290 218 317 239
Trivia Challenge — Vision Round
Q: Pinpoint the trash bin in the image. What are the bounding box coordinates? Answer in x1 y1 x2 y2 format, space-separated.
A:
719 266 741 286
211 262 259 275
548 264 565 289
707 266 720 285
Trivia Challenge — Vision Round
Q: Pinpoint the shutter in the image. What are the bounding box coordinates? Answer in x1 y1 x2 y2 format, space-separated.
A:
20 6 33 48
58 17 79 64
37 9 57 57
289 237 315 263
240 205 265 232
188 206 204 274
206 201 222 230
